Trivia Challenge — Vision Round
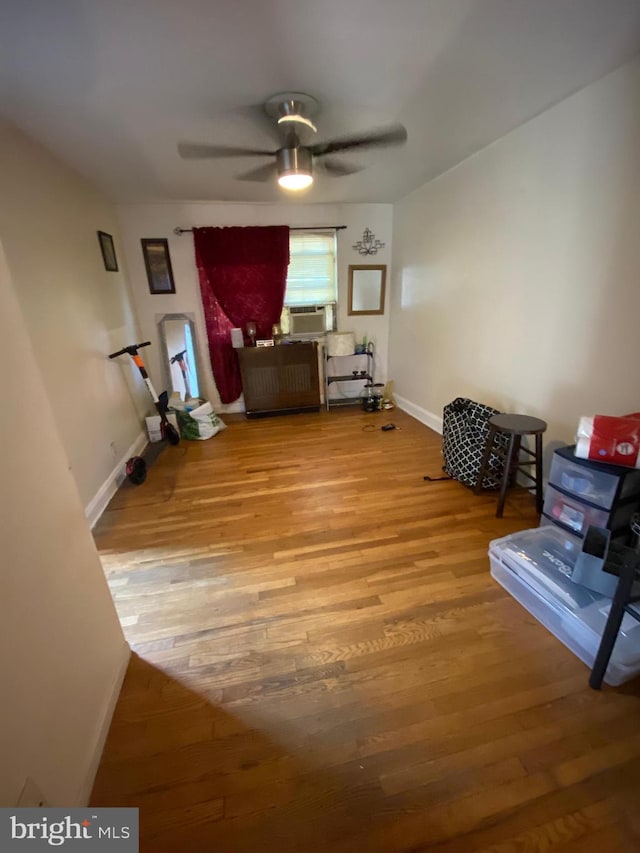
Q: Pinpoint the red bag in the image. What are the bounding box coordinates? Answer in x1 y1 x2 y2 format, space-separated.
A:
576 413 640 468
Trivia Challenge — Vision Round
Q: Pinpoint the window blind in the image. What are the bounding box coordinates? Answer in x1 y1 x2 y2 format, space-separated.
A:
284 231 337 306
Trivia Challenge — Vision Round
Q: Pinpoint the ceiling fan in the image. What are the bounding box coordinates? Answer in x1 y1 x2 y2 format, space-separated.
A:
177 92 407 191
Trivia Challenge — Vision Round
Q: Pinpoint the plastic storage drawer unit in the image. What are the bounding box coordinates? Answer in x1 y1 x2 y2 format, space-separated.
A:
489 526 640 686
543 484 639 539
548 452 621 509
548 445 640 509
543 485 610 536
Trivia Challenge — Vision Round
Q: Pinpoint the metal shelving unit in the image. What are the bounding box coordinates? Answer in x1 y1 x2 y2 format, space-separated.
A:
324 350 374 410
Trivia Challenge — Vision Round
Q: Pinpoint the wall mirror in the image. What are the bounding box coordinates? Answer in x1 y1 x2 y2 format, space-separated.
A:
348 264 386 315
157 313 201 402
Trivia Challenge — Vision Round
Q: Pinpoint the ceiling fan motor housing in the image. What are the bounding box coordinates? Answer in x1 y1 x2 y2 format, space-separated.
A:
265 92 320 128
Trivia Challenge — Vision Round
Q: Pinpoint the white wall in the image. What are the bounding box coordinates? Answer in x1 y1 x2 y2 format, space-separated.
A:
389 55 640 446
0 121 148 514
116 202 393 411
0 243 129 807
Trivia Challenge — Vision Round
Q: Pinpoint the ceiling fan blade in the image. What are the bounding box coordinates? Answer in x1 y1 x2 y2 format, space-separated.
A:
178 142 275 159
309 124 407 158
238 102 284 146
317 158 363 177
236 162 278 182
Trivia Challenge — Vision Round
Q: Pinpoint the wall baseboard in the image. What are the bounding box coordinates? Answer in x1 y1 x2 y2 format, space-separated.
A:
395 395 443 434
220 401 244 415
220 394 245 415
76 640 131 806
85 431 147 529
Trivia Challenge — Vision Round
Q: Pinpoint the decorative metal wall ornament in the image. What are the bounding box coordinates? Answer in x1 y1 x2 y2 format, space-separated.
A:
352 228 385 256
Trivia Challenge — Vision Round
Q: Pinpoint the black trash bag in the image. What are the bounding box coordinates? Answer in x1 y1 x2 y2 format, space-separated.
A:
442 397 507 489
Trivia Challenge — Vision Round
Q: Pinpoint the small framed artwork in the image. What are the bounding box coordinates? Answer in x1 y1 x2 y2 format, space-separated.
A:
141 238 176 294
97 231 118 272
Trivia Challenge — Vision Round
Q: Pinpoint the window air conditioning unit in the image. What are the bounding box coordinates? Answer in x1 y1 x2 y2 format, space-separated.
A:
289 305 328 336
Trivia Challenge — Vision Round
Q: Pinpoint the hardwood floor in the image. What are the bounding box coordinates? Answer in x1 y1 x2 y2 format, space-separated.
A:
90 407 640 852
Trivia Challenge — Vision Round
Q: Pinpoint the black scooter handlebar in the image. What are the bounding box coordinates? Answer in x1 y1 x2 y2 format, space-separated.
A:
108 341 151 359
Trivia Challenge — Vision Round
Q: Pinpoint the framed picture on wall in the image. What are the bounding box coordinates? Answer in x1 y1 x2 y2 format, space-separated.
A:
141 238 176 294
97 231 118 272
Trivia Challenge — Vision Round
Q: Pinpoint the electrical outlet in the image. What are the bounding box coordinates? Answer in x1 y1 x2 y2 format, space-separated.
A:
17 777 48 808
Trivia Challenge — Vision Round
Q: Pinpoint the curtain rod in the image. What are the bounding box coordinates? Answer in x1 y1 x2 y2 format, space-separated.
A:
173 225 346 236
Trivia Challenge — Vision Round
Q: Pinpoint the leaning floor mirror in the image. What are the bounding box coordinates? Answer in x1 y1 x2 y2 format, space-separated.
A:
348 264 386 315
157 313 201 402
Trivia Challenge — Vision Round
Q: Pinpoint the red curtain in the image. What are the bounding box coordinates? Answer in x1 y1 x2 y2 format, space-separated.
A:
194 226 290 404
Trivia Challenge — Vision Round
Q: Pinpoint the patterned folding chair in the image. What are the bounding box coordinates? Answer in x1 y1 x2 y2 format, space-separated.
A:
441 398 508 489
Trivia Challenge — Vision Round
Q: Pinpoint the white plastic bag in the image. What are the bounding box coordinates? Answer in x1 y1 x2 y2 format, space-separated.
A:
176 400 226 440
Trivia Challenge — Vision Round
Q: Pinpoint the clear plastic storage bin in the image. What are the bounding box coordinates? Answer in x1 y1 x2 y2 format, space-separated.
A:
549 452 620 509
489 526 640 686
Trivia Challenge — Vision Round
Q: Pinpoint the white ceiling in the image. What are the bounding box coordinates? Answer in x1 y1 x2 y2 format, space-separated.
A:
2 0 640 205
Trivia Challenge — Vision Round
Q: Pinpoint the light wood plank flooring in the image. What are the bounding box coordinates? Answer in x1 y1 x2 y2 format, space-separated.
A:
91 407 640 852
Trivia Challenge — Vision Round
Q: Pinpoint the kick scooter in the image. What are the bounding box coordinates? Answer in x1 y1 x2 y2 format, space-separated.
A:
109 341 180 446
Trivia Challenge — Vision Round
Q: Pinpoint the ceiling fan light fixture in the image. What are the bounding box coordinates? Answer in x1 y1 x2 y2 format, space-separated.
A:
276 147 313 191
277 114 318 132
278 172 313 190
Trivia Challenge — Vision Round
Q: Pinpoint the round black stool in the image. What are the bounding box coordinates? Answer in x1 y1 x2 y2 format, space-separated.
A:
474 414 547 518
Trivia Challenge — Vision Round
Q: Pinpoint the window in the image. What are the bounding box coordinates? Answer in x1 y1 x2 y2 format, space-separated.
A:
284 231 337 306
